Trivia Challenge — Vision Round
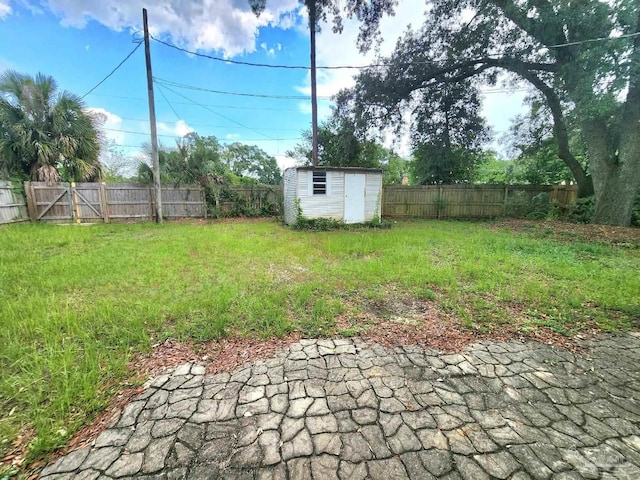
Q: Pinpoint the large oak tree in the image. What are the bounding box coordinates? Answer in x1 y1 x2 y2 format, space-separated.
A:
340 0 640 226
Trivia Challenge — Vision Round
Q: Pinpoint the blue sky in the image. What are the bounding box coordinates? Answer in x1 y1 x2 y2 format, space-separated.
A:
0 0 527 172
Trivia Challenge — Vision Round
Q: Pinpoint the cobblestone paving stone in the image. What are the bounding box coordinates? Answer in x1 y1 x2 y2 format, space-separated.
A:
40 334 640 479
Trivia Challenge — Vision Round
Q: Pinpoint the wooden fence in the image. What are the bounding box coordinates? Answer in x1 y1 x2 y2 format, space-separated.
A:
0 181 29 224
5 181 580 224
382 184 579 219
24 182 206 223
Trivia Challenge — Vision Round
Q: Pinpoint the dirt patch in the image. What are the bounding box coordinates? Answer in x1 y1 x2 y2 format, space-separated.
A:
489 219 640 247
1 426 36 473
361 296 427 326
338 290 591 354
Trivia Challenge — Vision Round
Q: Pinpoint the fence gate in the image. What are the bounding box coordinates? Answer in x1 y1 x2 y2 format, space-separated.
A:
26 182 73 222
70 183 105 222
25 182 107 223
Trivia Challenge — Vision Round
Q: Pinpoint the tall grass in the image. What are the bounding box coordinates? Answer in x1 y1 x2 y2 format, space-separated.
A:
0 219 638 463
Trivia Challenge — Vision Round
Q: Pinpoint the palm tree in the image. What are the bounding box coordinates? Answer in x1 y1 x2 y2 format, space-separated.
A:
0 70 102 183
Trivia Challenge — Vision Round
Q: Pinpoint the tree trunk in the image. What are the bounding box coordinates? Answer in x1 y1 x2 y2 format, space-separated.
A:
590 4 640 226
516 69 594 197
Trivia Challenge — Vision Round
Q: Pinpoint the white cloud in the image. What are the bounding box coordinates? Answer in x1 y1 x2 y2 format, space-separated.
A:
85 44 90 51
0 1 11 19
175 119 194 137
87 107 126 144
157 119 194 138
275 154 295 171
226 133 239 140
260 42 275 56
36 0 302 57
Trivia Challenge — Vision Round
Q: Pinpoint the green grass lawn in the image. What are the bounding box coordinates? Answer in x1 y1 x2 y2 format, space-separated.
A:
0 219 639 465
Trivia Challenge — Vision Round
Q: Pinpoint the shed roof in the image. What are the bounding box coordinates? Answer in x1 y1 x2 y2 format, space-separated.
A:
287 166 383 174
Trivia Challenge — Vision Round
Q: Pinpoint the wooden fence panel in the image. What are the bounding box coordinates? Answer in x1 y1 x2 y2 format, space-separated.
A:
105 184 153 220
162 186 206 218
0 181 29 224
382 184 578 219
73 183 104 222
28 182 73 221
25 182 205 223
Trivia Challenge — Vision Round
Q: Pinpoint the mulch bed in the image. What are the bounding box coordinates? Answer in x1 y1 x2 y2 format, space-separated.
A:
489 219 640 247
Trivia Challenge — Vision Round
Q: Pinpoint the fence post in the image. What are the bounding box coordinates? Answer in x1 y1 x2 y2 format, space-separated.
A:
100 182 110 223
24 181 37 221
148 186 154 221
437 186 443 219
503 185 509 216
71 182 82 223
201 185 207 219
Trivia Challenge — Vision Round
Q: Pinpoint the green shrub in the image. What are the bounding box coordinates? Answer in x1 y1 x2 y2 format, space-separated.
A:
505 191 555 219
568 193 640 225
205 184 282 218
569 196 595 224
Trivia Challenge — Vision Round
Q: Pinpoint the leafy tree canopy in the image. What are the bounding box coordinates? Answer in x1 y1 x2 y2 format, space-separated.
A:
338 0 640 225
250 0 397 51
222 143 282 185
0 70 101 183
287 115 409 184
138 133 282 186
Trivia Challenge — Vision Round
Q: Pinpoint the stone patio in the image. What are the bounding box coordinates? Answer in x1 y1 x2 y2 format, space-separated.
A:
40 334 640 479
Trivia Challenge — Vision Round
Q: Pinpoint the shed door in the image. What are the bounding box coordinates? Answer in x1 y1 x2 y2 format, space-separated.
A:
344 173 366 223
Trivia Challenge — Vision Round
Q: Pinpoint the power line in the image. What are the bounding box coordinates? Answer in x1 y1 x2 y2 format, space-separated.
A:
103 127 182 139
151 34 383 70
102 126 301 142
156 82 182 120
155 77 331 100
81 42 143 99
86 93 303 111
547 31 640 48
155 81 282 140
150 32 640 71
115 116 302 132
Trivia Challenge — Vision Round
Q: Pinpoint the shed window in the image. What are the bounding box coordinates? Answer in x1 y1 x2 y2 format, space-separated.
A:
312 171 327 194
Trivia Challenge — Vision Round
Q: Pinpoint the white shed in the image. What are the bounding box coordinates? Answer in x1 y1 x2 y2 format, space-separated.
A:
283 166 383 225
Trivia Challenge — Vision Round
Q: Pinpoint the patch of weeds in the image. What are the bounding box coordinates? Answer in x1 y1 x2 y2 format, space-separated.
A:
292 216 345 231
523 309 572 336
292 216 392 231
338 326 366 337
297 297 343 337
364 288 386 302
414 286 438 301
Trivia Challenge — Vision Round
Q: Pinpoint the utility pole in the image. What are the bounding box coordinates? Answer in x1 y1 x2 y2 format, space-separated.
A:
309 0 319 167
142 8 163 223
